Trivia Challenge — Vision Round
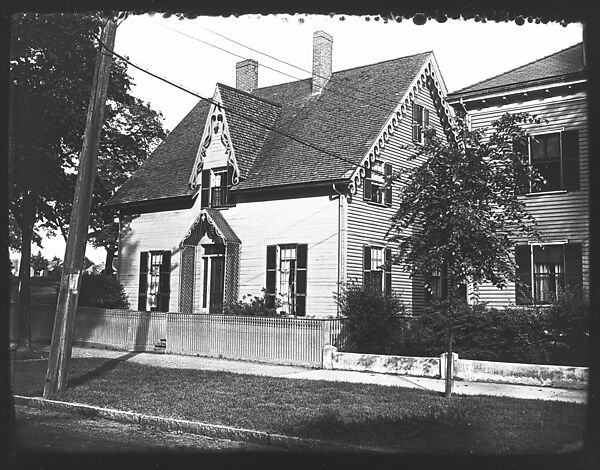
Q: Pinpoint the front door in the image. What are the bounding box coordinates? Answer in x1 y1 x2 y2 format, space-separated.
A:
202 244 225 313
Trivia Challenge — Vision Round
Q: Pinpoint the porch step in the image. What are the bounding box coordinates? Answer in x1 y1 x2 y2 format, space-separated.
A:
154 338 167 353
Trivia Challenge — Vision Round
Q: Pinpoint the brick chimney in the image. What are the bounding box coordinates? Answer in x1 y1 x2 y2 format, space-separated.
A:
236 59 258 92
312 31 333 94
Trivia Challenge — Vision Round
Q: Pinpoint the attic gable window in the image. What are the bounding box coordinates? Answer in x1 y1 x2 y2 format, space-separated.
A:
363 160 392 206
412 103 429 144
200 165 236 209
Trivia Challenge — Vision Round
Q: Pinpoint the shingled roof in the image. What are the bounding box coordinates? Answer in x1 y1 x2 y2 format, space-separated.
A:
449 43 585 99
109 51 432 206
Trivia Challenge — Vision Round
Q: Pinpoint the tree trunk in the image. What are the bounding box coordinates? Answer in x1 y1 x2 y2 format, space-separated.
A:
17 192 36 351
104 246 115 276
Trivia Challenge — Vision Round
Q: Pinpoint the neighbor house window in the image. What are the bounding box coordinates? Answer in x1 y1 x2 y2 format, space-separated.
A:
138 251 171 312
363 246 392 295
363 160 392 206
425 264 467 302
515 243 582 305
266 244 307 316
412 103 429 144
524 130 580 193
200 165 236 208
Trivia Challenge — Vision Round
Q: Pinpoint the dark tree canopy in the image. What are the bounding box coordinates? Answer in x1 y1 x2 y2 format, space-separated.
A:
9 12 166 348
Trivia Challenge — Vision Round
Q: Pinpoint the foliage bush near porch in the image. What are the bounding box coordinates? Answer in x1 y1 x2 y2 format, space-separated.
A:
339 286 589 366
222 290 281 316
78 273 129 309
336 284 406 355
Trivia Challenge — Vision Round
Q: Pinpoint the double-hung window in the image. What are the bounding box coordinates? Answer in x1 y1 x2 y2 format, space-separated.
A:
363 246 392 295
412 103 429 144
200 165 236 208
424 264 467 302
363 160 392 206
515 243 582 305
266 244 308 316
520 130 580 193
138 251 171 312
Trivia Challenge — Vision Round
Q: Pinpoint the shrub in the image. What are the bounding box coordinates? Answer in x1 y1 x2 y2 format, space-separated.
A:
396 288 589 366
78 273 129 309
223 290 281 317
337 284 406 355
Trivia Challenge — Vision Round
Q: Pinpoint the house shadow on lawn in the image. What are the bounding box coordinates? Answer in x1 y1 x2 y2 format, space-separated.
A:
67 352 140 388
290 408 478 452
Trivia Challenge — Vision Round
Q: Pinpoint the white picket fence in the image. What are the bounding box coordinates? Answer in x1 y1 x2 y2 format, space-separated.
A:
9 302 345 367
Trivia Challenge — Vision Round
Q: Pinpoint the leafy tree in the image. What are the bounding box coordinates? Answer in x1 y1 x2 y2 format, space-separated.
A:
30 251 49 273
388 112 542 396
9 13 166 349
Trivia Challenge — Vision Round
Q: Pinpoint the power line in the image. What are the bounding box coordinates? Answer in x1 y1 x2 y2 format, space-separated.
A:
152 20 394 114
193 21 399 109
100 35 392 179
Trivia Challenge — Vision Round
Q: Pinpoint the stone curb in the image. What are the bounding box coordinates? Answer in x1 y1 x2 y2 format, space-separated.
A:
14 395 383 453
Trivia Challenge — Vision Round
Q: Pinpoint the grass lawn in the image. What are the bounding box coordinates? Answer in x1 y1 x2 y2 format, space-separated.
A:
10 356 586 454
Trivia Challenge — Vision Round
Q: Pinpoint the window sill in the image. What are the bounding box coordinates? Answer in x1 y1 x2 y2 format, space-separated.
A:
524 190 568 197
363 199 391 208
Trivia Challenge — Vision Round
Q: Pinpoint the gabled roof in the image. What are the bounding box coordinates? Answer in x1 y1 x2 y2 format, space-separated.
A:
239 52 431 190
108 100 211 206
449 43 585 100
217 84 281 180
109 51 433 206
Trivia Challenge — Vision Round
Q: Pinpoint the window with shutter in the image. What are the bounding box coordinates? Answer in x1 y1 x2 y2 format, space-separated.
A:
515 243 581 305
138 251 171 312
412 103 428 144
364 245 389 293
265 244 308 316
363 160 391 205
529 130 580 193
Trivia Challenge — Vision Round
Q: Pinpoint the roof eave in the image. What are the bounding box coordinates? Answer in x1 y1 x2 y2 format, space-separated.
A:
447 71 587 103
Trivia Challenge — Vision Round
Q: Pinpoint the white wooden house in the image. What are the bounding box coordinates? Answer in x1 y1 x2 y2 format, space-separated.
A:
107 31 456 317
447 43 588 307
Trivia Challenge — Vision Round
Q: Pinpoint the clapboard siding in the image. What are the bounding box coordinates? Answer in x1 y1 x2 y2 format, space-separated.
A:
224 196 339 317
118 197 204 312
468 94 589 306
118 194 340 318
346 84 446 312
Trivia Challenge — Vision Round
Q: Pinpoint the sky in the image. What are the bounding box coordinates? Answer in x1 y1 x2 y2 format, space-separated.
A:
33 13 583 264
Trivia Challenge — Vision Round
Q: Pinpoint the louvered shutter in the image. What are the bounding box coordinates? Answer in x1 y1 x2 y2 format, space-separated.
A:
200 169 211 208
564 243 582 292
562 130 580 190
384 163 392 207
296 244 308 316
159 251 171 312
363 166 372 201
363 246 371 287
440 263 448 300
513 137 529 195
515 245 532 305
226 165 236 206
384 248 392 295
412 104 421 142
423 107 429 129
138 252 148 311
266 245 277 309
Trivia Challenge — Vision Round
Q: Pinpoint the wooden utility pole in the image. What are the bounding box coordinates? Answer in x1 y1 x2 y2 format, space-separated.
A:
44 16 117 397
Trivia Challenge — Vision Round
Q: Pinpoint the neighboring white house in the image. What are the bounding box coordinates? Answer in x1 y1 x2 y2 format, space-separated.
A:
107 31 456 317
447 43 588 307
